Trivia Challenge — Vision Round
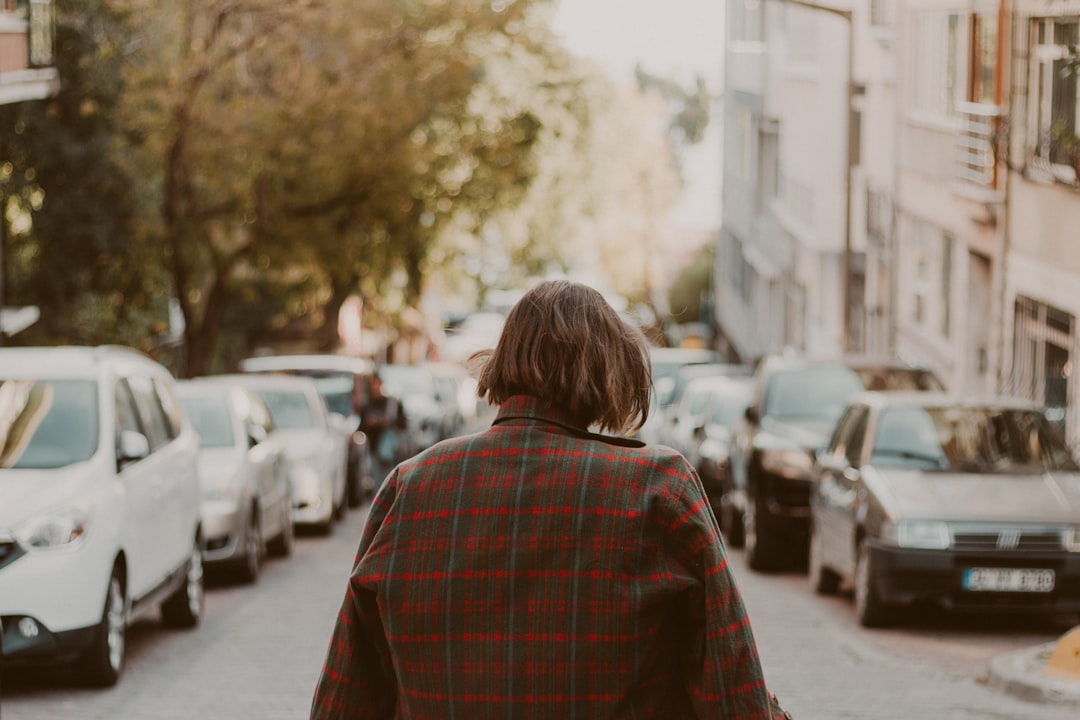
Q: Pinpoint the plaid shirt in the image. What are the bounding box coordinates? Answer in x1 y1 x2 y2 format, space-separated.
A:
311 395 786 720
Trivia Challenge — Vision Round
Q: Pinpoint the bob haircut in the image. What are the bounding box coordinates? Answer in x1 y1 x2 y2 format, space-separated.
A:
472 280 652 434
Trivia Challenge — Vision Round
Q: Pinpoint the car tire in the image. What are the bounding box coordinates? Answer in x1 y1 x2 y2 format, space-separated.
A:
161 536 205 629
267 508 294 558
73 566 126 687
808 524 840 595
743 493 779 572
854 538 891 628
719 495 744 548
347 466 364 509
236 508 261 584
317 506 336 537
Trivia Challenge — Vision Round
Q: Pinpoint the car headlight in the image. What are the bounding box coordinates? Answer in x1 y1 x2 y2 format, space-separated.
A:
884 519 952 550
759 448 814 478
14 507 90 549
1064 527 1080 553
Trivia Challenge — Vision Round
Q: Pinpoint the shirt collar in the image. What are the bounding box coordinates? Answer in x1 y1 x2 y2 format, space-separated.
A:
492 395 645 448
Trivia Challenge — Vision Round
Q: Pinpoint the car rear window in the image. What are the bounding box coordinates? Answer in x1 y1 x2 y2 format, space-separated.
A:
179 395 235 449
763 366 864 422
0 379 100 469
258 391 317 430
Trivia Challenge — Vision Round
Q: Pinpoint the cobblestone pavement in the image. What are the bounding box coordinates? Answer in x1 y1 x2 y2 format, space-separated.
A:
3 478 1078 719
729 548 1078 720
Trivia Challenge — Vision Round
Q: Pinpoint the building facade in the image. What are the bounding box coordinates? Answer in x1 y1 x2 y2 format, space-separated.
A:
0 0 57 105
717 0 1080 449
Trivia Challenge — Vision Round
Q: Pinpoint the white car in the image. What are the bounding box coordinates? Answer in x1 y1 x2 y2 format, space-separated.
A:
377 363 446 455
218 374 347 534
0 345 204 687
176 378 294 583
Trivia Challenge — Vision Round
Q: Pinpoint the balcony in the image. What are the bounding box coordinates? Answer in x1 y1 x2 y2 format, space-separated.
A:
0 0 58 105
954 101 1005 205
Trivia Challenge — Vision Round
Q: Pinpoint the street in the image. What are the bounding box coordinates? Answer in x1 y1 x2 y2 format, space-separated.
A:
2 494 1077 720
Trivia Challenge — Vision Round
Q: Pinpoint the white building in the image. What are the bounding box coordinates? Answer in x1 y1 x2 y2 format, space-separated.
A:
716 0 1080 448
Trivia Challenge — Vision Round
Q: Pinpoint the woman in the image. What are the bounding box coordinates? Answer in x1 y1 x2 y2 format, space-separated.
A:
311 280 790 719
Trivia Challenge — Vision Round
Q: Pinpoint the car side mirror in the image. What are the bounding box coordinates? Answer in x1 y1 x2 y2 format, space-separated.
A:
247 421 268 448
117 430 150 467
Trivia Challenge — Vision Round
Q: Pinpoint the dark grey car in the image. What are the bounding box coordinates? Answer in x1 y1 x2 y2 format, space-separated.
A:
809 391 1080 627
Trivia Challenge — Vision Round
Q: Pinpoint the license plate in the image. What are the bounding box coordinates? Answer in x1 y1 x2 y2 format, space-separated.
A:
962 567 1055 593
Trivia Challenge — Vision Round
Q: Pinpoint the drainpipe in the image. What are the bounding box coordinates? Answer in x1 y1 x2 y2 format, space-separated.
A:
994 0 1012 398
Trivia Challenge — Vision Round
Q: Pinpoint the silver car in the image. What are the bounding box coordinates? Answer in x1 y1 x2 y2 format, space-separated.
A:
218 374 348 535
810 391 1080 627
176 378 294 583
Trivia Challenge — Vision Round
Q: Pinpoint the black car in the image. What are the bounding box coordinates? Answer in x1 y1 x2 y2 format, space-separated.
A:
810 391 1080 627
728 354 944 571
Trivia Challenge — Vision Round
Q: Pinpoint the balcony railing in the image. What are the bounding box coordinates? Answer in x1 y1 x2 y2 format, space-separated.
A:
955 101 1004 203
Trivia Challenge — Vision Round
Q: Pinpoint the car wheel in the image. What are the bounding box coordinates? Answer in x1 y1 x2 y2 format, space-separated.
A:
808 523 840 595
267 507 294 558
161 536 205 629
317 504 336 537
236 508 261 584
743 494 779 572
347 465 364 509
854 538 891 627
719 495 744 548
73 566 126 687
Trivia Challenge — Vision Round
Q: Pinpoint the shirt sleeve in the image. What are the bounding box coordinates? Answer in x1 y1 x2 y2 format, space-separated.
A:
659 461 787 720
310 473 400 720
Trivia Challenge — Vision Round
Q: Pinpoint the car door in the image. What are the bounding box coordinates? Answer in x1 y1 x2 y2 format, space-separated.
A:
241 390 287 539
113 378 161 599
816 405 869 577
126 373 190 584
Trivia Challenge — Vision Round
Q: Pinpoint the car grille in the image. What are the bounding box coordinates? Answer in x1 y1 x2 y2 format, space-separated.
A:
0 536 26 571
952 529 1063 552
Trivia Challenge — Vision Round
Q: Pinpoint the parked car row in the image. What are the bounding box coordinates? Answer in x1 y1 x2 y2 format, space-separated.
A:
649 346 1080 629
0 345 479 688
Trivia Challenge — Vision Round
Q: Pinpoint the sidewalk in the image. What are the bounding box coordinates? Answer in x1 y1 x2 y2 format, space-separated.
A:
988 639 1080 706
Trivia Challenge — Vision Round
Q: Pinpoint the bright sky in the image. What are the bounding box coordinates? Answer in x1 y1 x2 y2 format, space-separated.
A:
550 0 726 229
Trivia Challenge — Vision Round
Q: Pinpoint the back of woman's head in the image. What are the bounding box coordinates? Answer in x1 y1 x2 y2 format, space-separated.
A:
473 280 652 434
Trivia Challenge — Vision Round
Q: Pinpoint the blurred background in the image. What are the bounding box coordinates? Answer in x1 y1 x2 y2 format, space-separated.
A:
1 1 1079 455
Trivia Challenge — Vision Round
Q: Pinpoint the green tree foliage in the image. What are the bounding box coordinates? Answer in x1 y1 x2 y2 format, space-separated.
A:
0 0 157 348
112 0 562 375
667 241 713 326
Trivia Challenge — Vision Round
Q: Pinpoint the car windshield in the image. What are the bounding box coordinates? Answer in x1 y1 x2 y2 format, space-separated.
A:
380 366 435 397
305 376 354 417
870 406 1079 472
0 379 99 469
179 395 235 449
763 366 864 422
258 391 316 430
708 387 752 426
851 366 945 391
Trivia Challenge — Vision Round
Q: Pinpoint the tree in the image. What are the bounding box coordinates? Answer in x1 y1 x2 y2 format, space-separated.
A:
1 0 154 348
113 0 557 375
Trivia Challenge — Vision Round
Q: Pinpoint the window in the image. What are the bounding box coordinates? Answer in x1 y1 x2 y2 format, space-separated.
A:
730 0 763 43
127 375 172 450
911 11 964 119
969 12 999 105
1028 17 1080 171
909 219 953 340
1011 296 1075 440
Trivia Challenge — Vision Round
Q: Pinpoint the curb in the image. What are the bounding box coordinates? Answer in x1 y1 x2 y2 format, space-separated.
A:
986 642 1080 706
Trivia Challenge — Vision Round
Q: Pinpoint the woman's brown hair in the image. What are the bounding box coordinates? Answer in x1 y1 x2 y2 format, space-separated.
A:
472 280 652 434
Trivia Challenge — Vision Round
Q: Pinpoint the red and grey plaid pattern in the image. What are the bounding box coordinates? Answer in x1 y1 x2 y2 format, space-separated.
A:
311 395 784 719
